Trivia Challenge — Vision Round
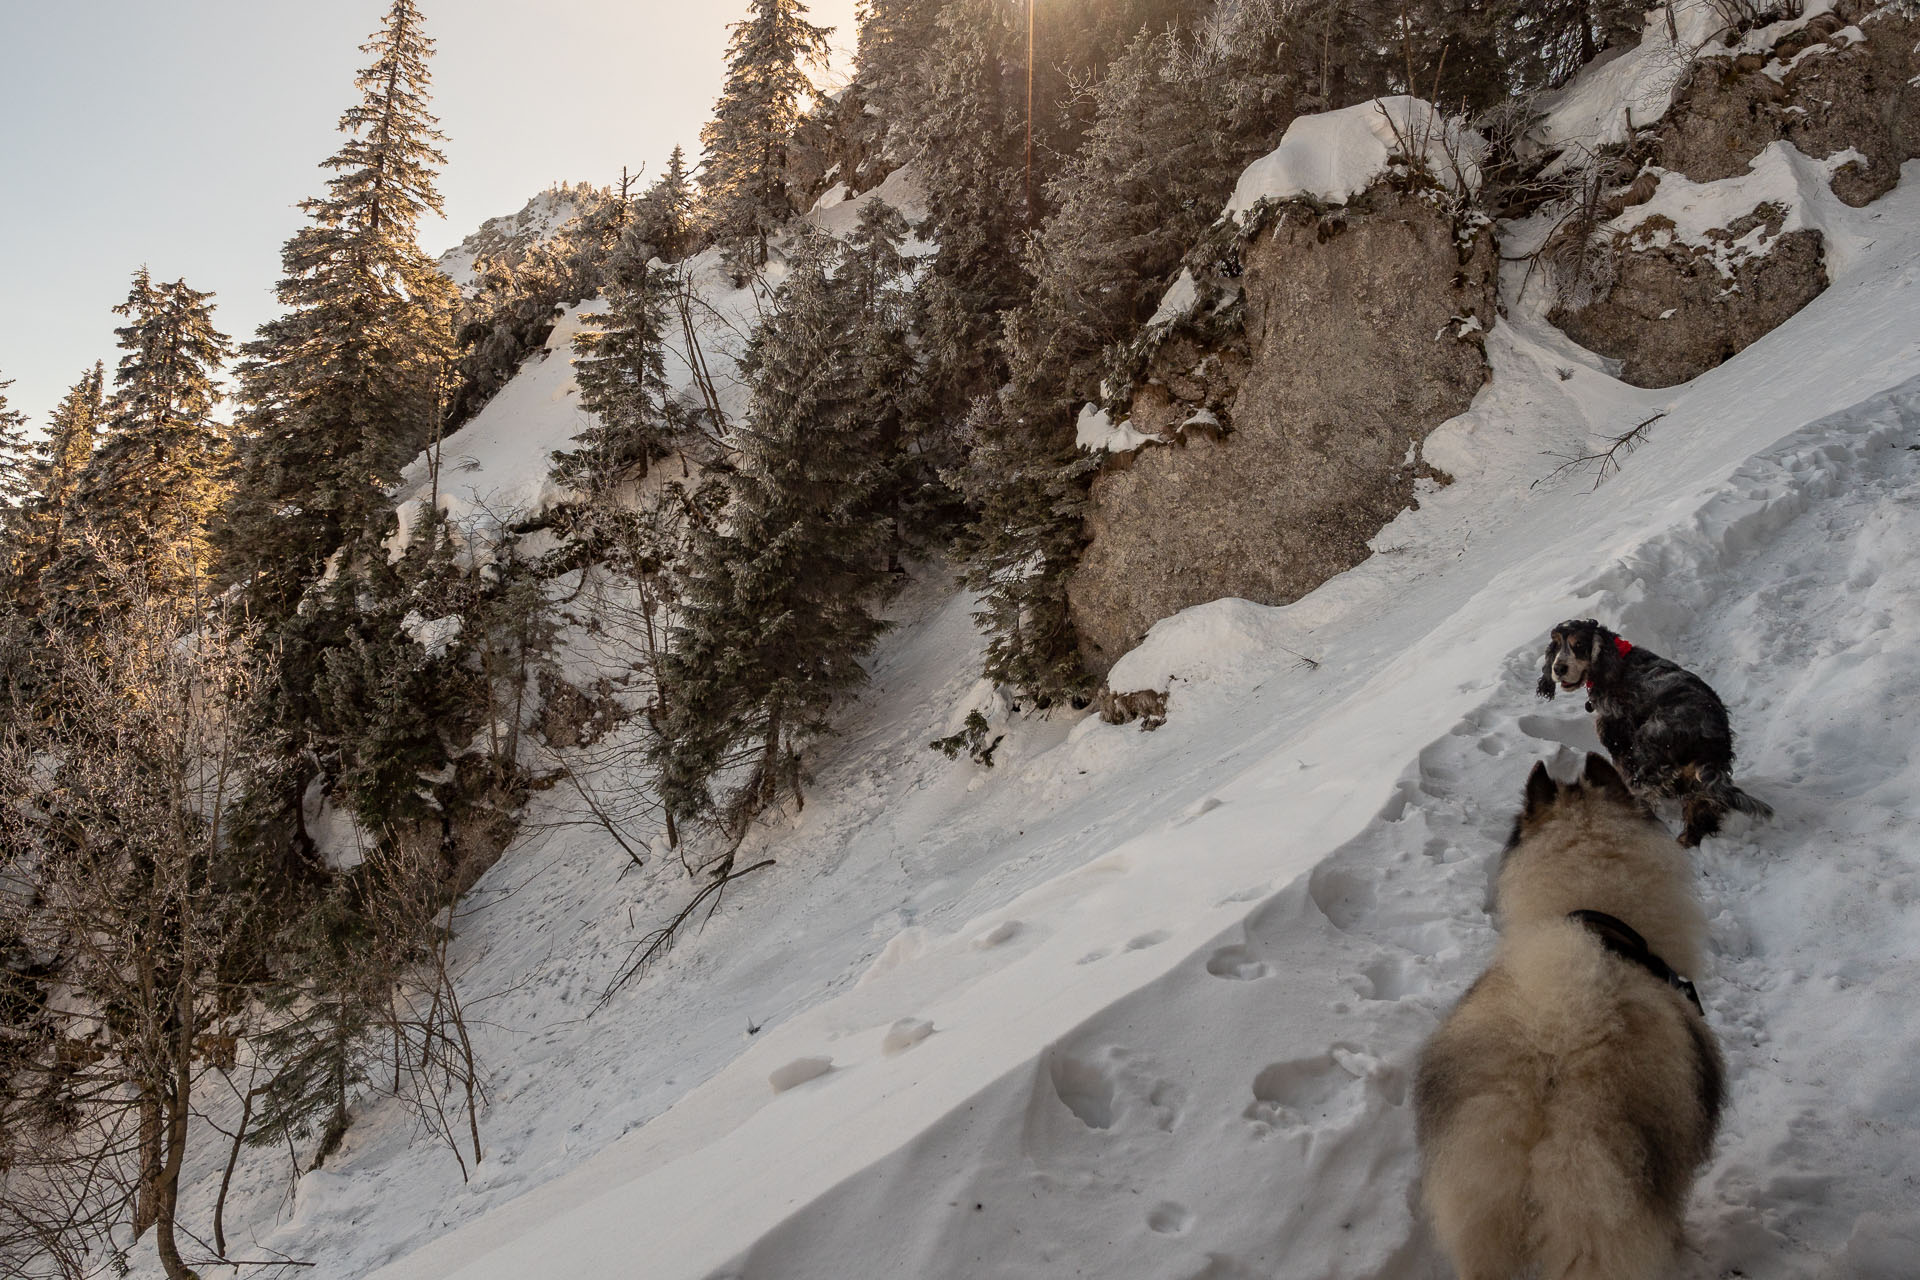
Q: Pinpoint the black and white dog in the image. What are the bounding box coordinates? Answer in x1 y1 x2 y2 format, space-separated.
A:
1537 618 1771 846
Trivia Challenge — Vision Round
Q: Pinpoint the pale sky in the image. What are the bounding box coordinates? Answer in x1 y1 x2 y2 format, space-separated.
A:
0 0 862 430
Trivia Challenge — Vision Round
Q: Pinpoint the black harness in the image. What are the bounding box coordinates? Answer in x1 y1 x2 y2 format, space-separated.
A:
1567 909 1705 1016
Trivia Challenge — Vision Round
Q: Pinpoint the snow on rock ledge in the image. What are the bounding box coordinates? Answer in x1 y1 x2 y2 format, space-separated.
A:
1612 143 1869 274
1075 404 1164 455
1146 268 1200 328
1225 95 1483 219
1531 1 1738 162
1552 142 1858 387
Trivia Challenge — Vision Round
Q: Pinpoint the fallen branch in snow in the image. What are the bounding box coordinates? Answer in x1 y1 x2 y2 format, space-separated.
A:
594 858 777 1013
553 764 650 873
1536 411 1667 490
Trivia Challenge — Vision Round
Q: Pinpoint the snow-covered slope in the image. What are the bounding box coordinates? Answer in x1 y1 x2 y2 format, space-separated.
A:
344 161 1920 1280
391 165 929 556
151 106 1920 1280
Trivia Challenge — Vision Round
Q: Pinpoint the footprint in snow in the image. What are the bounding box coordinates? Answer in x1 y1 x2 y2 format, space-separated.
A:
1148 1079 1186 1132
1243 1050 1371 1132
972 920 1021 949
1205 944 1271 981
1050 1054 1116 1130
768 1056 833 1093
1147 1201 1195 1236
881 1017 933 1056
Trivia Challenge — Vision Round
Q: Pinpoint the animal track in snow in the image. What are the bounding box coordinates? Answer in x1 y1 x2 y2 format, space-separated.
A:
1147 1079 1186 1132
768 1056 833 1093
1205 944 1271 980
1147 1201 1195 1235
882 1018 933 1055
1356 954 1418 1001
1244 1052 1363 1131
1050 1054 1116 1130
972 920 1021 949
1306 863 1377 932
1126 929 1172 951
1414 741 1457 798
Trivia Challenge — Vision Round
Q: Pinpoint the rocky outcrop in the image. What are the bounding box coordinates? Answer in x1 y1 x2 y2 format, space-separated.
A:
1658 3 1920 207
535 671 630 749
1552 200 1829 388
1068 186 1495 674
1548 3 1918 389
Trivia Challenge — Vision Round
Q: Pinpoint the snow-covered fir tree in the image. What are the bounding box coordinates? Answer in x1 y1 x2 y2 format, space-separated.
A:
698 0 832 270
654 235 895 838
837 199 942 552
4 362 105 611
221 0 456 621
0 375 29 530
556 223 684 494
902 0 1030 415
634 145 696 263
853 0 945 159
48 272 231 612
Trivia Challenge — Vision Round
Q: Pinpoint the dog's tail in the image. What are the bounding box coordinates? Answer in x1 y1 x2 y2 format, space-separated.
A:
1725 784 1773 820
1669 765 1773 846
1690 764 1771 820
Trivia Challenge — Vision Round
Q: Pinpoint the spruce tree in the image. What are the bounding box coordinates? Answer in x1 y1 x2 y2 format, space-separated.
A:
221 0 456 621
555 224 683 495
654 238 893 837
30 365 105 569
837 200 941 551
50 272 232 612
854 0 946 158
621 146 696 265
0 375 31 617
698 0 832 270
3 363 105 619
903 0 1031 416
0 375 28 528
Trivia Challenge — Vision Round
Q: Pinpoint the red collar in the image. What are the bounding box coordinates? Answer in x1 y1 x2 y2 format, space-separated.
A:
1588 635 1633 690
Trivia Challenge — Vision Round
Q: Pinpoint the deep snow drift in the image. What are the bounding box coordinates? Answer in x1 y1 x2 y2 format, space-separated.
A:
141 95 1920 1280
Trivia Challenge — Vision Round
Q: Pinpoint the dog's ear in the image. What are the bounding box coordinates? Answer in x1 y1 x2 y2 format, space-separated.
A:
1523 760 1557 816
1582 752 1633 801
1535 642 1558 700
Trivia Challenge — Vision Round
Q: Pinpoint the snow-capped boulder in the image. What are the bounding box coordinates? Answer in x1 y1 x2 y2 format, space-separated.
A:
1655 2 1920 208
1069 137 1495 674
1549 1 1917 387
1553 143 1856 388
1225 96 1484 218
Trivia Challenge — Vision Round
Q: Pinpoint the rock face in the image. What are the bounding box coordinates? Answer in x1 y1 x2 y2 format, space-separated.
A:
1552 3 1915 387
1068 187 1495 674
1553 205 1829 389
1658 4 1920 208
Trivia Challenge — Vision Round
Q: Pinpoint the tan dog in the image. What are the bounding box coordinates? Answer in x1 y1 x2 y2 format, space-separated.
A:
1415 753 1725 1280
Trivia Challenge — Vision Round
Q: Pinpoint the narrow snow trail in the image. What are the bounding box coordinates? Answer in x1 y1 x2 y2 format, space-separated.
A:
360 170 1920 1280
